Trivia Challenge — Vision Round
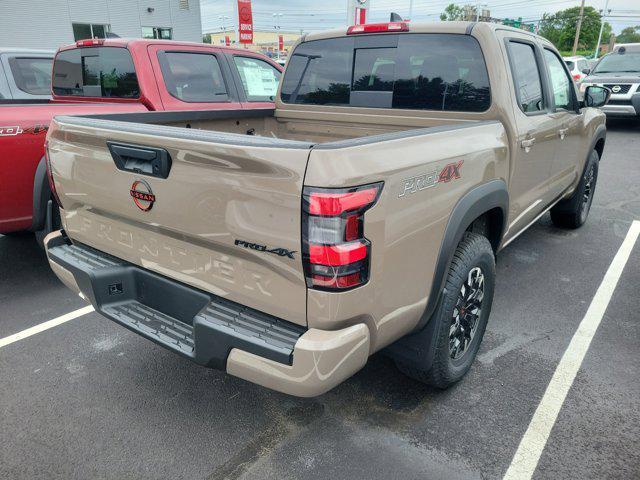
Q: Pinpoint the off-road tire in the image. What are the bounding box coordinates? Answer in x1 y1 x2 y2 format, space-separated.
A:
396 232 495 388
550 150 599 229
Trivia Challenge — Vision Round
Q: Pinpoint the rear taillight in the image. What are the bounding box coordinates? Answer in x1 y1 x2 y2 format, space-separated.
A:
44 141 63 208
302 183 383 291
573 73 582 81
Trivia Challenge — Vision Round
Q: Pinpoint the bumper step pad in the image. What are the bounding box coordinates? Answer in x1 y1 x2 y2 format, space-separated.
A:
47 240 305 368
104 302 196 356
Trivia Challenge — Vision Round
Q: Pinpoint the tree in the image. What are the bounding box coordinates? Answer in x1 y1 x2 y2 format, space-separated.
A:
538 6 605 52
440 4 464 21
202 34 212 44
617 26 640 44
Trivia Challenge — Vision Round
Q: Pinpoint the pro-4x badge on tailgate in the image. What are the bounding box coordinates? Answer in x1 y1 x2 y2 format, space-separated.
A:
398 160 464 197
235 239 296 259
130 179 155 211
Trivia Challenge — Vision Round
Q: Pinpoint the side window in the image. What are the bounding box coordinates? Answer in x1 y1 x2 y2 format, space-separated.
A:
508 41 544 114
158 52 228 103
543 49 573 111
578 60 588 71
8 57 53 95
233 56 281 101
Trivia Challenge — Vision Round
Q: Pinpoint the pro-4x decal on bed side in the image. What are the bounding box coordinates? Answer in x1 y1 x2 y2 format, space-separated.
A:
398 160 464 197
0 126 23 136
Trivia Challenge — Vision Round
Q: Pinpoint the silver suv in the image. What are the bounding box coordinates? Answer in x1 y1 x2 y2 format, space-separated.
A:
581 46 640 117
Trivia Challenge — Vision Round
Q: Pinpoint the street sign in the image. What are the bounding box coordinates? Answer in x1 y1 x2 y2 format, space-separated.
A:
278 34 284 52
237 0 253 44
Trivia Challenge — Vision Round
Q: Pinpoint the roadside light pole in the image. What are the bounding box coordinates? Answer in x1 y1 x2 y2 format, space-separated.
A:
572 0 586 56
593 0 611 59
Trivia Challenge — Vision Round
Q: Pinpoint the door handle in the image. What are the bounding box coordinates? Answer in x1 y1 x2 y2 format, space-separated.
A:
521 138 535 153
558 128 569 140
107 142 172 179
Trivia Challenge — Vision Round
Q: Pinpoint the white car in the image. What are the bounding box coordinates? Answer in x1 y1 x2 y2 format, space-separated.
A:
564 55 590 83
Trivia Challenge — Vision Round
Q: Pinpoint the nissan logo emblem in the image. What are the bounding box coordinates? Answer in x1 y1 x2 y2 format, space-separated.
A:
130 179 155 211
611 85 621 93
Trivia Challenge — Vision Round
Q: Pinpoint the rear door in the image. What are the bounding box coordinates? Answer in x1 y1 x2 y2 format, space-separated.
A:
147 45 243 111
500 34 561 238
47 115 311 325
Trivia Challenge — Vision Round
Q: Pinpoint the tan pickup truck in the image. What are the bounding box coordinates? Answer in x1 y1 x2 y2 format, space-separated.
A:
44 21 609 397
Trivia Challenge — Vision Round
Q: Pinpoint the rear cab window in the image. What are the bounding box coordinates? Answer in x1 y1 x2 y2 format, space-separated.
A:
233 56 281 101
8 57 53 95
280 33 491 112
53 47 139 98
157 51 229 102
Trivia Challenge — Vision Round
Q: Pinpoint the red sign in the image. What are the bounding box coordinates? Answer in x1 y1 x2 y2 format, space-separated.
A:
237 0 253 44
355 7 366 25
225 35 230 46
278 34 284 52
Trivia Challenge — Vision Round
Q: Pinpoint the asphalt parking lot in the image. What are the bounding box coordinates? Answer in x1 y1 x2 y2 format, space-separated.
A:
1 119 639 480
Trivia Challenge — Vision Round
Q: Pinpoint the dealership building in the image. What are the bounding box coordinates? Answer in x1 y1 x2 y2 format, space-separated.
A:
0 0 203 50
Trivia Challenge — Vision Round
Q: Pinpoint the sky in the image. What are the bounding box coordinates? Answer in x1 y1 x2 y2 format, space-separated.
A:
200 0 640 35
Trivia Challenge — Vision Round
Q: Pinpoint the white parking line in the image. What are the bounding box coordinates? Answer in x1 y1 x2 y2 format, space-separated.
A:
504 220 640 480
0 305 94 349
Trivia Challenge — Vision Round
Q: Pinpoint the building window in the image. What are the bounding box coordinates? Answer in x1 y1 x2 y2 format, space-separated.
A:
72 23 110 41
142 27 172 40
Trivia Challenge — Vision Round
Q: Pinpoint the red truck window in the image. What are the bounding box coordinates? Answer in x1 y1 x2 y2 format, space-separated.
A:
232 56 281 102
157 51 229 103
52 47 139 98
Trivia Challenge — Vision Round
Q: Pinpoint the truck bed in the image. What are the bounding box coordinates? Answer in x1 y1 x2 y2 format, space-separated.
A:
61 107 474 145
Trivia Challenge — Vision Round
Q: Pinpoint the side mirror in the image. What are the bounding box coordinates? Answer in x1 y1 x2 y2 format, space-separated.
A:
584 85 611 108
581 68 591 75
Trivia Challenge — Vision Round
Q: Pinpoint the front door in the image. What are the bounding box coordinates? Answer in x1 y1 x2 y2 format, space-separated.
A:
542 48 584 197
501 36 561 240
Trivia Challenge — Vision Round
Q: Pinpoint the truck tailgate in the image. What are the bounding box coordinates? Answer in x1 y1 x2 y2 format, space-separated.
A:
46 116 312 326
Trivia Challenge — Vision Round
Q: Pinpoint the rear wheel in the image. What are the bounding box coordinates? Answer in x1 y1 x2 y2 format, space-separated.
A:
396 232 495 388
550 150 599 229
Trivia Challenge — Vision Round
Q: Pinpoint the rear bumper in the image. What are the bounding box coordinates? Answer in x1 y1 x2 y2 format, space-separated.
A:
44 231 369 397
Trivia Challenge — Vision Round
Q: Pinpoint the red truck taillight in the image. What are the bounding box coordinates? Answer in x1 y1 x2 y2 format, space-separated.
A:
302 183 383 291
44 141 63 208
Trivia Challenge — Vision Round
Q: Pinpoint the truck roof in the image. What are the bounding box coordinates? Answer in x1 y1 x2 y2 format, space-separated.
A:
302 21 548 44
56 38 256 56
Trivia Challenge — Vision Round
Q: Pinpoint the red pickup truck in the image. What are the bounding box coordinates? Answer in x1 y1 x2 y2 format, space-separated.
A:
0 38 282 240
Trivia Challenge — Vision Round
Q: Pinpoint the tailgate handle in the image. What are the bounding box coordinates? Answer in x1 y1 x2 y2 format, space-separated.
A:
107 142 172 179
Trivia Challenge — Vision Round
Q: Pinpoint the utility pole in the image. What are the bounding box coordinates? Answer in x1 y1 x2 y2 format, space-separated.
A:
409 0 414 20
572 0 586 56
593 0 611 59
